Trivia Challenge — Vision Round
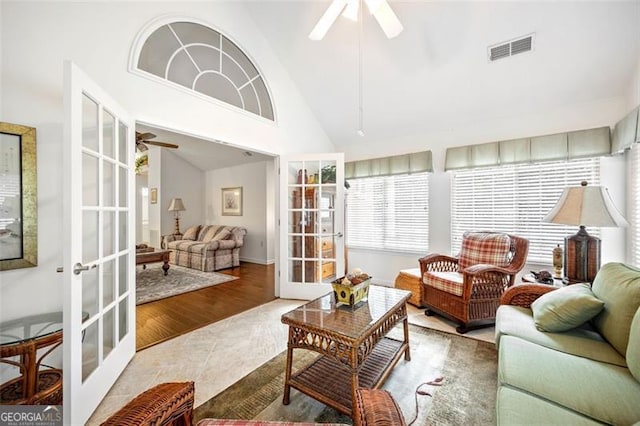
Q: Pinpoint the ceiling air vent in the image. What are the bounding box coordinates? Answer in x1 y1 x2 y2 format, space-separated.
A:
488 34 534 62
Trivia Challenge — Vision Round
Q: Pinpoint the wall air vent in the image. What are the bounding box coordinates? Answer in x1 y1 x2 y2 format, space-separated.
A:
488 34 534 62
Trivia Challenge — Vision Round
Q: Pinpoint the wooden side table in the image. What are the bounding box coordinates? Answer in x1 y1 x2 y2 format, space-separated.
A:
0 312 64 405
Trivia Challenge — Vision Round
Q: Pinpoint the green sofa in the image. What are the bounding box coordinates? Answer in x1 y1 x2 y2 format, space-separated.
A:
494 262 640 425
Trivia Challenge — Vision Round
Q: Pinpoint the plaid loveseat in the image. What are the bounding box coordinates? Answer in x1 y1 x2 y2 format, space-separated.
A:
165 225 247 272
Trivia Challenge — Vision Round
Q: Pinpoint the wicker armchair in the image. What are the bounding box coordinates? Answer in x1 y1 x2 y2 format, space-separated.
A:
101 381 194 426
419 232 529 333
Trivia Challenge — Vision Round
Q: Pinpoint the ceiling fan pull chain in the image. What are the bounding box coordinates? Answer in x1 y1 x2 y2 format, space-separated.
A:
357 0 365 137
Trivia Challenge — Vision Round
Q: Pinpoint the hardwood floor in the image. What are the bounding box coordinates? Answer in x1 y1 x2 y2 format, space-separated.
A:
136 262 275 351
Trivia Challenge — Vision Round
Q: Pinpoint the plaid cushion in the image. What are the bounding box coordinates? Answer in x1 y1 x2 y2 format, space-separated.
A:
198 225 221 242
197 421 344 426
182 225 201 241
423 271 464 296
211 228 231 241
458 232 512 270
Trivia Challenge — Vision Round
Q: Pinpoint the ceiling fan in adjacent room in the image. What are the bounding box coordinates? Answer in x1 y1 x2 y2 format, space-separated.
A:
135 132 179 152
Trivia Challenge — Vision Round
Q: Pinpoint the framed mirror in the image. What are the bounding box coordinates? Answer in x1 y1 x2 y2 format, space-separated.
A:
0 122 37 270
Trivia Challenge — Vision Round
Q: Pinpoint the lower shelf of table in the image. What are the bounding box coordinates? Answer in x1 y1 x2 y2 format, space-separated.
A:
0 369 62 405
287 336 407 416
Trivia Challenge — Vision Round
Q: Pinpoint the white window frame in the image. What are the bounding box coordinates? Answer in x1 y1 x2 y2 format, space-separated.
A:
450 158 601 264
628 146 640 267
346 172 429 254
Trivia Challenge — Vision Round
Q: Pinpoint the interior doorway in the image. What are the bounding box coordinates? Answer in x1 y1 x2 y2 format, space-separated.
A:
133 122 278 349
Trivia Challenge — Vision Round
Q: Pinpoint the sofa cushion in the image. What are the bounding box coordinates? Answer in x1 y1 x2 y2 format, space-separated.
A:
458 232 511 270
499 335 640 425
423 271 464 296
591 262 640 357
497 386 603 426
212 228 231 241
182 225 201 241
628 308 640 382
531 283 604 332
495 305 626 366
198 225 222 242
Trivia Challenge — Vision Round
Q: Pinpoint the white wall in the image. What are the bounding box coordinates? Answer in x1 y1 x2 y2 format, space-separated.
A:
160 150 205 236
135 173 148 243
205 161 275 265
347 95 631 285
0 1 333 323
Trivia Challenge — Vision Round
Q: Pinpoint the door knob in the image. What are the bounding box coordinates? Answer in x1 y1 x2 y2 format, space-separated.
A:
73 262 97 275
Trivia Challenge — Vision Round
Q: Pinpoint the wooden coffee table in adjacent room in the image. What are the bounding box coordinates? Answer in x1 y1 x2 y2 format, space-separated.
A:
136 249 171 276
280 285 411 418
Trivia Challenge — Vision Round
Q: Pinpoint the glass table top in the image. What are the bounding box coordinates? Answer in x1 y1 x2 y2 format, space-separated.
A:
281 285 410 340
0 312 63 346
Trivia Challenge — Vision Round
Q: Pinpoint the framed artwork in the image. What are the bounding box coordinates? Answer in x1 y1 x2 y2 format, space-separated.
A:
0 122 37 271
150 188 158 204
222 187 242 216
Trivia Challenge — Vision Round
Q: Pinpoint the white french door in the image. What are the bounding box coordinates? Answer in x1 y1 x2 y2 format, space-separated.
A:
62 62 136 425
279 154 345 300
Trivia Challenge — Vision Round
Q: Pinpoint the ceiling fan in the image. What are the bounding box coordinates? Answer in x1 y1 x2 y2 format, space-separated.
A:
309 0 403 40
135 132 179 152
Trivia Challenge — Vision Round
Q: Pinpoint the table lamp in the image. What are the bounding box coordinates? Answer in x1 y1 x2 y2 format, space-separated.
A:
542 181 627 283
167 198 186 235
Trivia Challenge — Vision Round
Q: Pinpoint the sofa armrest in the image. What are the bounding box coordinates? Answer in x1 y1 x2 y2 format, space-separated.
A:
500 284 557 308
162 234 179 249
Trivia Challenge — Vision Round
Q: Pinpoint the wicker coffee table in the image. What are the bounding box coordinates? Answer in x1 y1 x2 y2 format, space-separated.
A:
281 285 411 417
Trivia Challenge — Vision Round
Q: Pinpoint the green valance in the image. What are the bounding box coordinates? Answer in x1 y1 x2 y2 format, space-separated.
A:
444 126 611 171
345 151 433 179
611 106 639 154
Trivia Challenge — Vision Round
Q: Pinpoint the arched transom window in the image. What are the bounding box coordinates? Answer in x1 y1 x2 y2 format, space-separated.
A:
136 21 274 120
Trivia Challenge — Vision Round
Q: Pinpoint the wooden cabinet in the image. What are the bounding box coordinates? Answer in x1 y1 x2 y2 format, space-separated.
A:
291 187 336 283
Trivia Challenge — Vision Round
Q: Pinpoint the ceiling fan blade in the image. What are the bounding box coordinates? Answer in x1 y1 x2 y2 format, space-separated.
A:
309 0 348 40
144 140 179 149
342 0 359 21
136 132 156 141
366 0 403 38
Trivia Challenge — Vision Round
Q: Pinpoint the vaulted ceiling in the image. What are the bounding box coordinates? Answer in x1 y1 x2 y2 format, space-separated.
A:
140 1 640 169
245 1 640 149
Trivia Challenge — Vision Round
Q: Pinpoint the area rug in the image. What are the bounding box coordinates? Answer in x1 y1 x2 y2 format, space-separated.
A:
136 263 238 305
194 325 497 425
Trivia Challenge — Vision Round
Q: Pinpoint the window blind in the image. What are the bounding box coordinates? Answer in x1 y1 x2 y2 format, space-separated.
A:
629 146 640 267
347 173 429 254
451 158 600 264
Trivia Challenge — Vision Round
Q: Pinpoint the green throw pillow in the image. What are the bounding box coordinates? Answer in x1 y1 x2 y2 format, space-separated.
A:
531 283 605 332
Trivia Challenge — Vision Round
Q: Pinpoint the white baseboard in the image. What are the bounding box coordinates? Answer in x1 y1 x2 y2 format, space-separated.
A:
240 257 275 265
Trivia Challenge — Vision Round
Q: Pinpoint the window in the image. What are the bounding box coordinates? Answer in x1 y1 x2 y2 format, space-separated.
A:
346 173 429 253
451 158 600 263
135 21 274 120
629 146 640 267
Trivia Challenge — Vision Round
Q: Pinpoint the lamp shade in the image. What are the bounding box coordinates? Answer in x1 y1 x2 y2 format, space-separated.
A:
542 181 628 228
167 198 186 212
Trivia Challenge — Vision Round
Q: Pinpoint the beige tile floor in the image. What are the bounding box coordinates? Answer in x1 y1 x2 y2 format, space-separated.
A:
87 297 494 425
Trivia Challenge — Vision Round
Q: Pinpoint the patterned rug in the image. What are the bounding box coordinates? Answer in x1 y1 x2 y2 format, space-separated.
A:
136 263 238 305
194 325 497 425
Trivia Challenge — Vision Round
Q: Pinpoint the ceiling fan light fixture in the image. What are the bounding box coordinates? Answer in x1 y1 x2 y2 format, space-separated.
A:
309 0 348 40
310 0 403 40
